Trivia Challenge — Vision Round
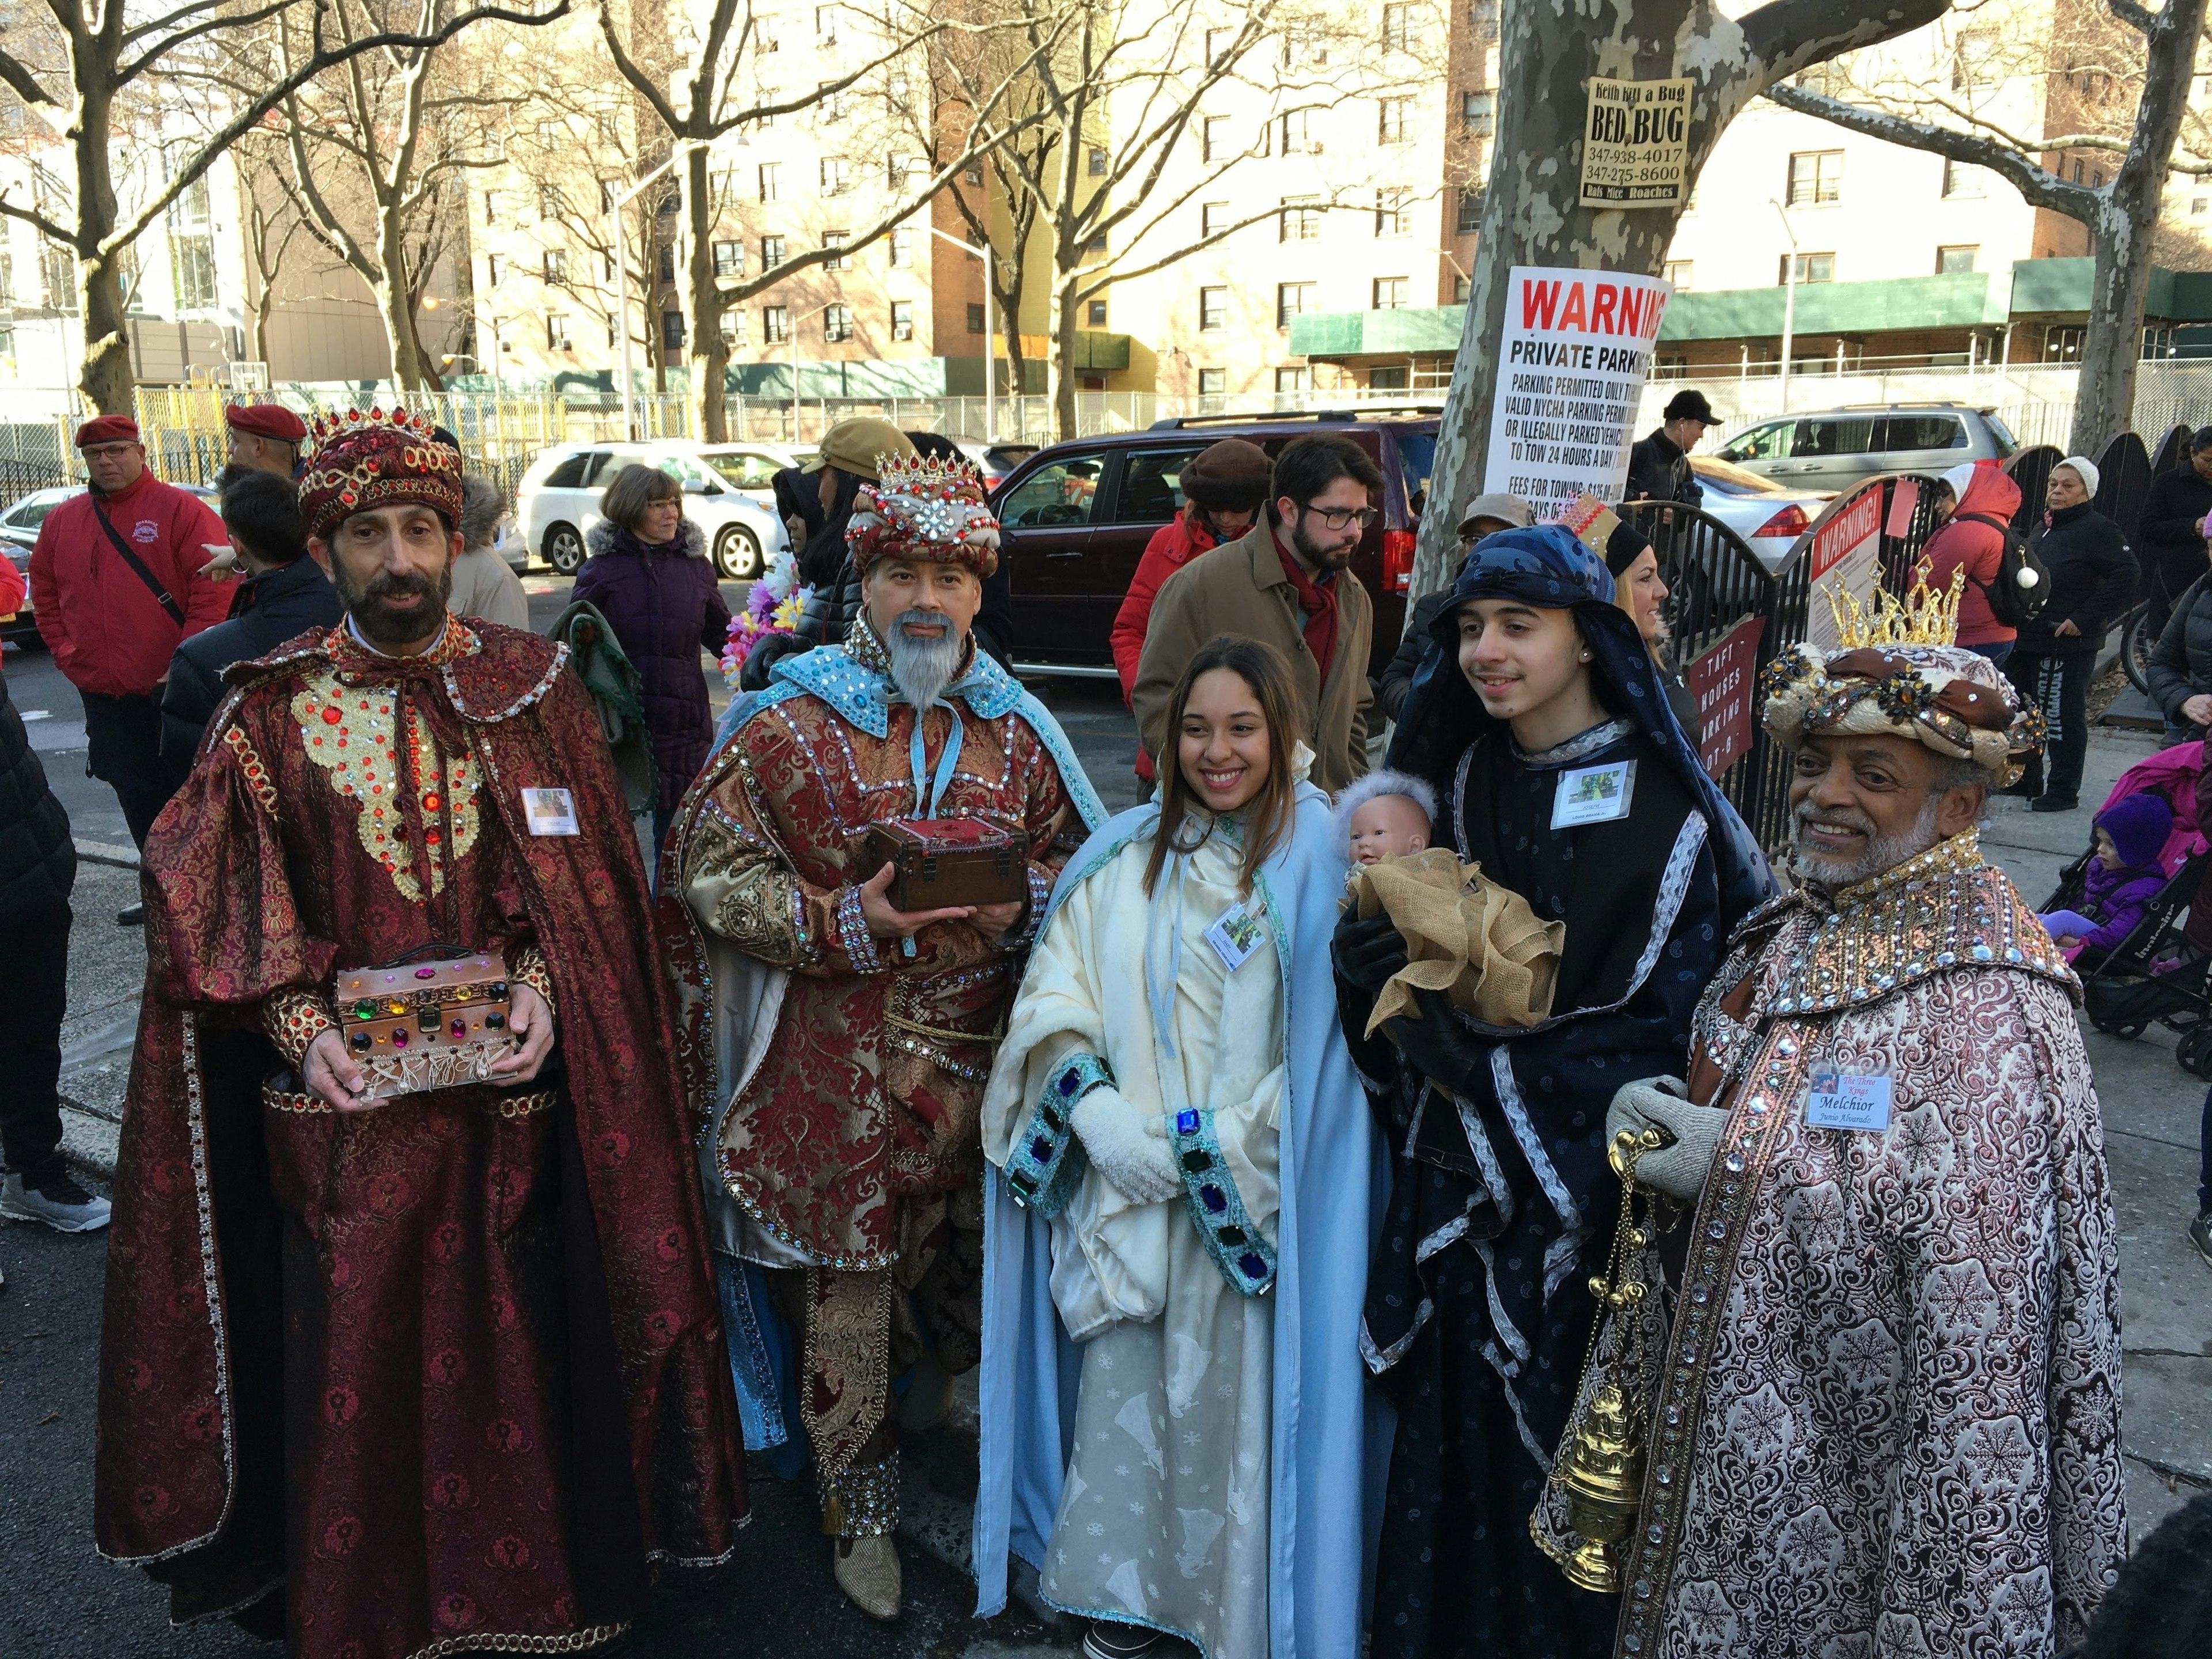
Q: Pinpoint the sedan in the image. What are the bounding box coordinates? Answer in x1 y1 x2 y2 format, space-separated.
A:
514 442 791 578
1686 455 1832 571
1 487 74 641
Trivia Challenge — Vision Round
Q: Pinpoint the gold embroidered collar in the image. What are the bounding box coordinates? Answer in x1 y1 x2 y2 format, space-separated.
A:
324 616 480 675
1764 831 2077 1017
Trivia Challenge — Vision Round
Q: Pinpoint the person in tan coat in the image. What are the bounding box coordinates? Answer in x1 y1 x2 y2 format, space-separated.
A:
1132 433 1380 793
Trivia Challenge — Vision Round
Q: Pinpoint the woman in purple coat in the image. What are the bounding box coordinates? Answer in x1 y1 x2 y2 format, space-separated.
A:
574 464 733 853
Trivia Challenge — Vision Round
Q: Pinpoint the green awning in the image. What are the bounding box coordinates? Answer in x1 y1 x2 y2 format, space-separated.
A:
1657 271 2010 340
1291 306 1467 358
725 358 950 397
1073 331 1131 371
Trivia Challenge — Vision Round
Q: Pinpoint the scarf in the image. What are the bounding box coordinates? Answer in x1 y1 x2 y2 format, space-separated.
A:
1274 530 1340 683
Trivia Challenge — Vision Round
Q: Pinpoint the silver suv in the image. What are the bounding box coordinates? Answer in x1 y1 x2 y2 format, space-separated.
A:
1714 403 2018 494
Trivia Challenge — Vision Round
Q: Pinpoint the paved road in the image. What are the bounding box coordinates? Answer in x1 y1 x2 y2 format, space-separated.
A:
5 581 2207 1656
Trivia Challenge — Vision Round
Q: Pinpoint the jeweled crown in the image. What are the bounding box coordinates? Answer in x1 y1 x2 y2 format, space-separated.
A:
1823 562 1965 650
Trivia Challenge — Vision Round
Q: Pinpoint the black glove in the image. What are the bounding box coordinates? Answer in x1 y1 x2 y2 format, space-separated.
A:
1384 988 1486 1100
1332 912 1409 995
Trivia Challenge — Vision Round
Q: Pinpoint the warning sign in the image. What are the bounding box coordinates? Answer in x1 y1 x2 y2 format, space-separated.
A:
1804 486 1885 653
1580 77 1692 209
1482 266 1673 517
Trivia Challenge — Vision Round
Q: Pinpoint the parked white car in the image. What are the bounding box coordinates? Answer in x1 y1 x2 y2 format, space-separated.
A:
1687 455 1834 572
514 440 794 578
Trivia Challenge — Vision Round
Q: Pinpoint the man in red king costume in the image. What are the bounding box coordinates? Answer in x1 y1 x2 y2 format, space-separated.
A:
94 408 745 1656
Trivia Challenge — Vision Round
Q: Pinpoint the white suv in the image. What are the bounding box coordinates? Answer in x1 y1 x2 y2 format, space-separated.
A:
515 441 796 578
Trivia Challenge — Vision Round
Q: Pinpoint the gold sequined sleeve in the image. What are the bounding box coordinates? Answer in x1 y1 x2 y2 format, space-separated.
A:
681 797 848 972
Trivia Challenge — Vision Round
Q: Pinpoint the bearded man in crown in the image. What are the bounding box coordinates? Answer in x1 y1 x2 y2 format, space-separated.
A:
1600 575 2126 1659
661 450 1103 1619
94 409 745 1658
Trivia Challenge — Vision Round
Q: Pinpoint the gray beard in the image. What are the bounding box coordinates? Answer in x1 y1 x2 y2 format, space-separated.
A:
1791 790 1945 888
883 610 967 710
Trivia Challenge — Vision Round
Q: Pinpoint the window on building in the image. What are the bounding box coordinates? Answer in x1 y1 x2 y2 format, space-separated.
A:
1200 286 1227 331
1786 150 1843 205
1198 367 1225 395
484 253 501 288
1378 97 1411 145
1277 282 1315 327
1936 245 1977 274
1778 251 1835 283
824 231 849 269
656 244 676 283
1279 196 1321 241
1206 26 1235 63
762 235 785 268
820 83 848 122
964 159 984 185
764 305 790 342
888 228 913 267
891 301 914 340
1376 189 1409 237
1202 114 1232 163
1941 159 1987 198
1088 299 1108 325
1201 201 1229 237
1470 0 1498 37
714 240 743 277
540 184 563 221
662 310 685 349
1455 188 1482 234
722 309 746 346
1461 90 1494 135
1370 365 1410 390
759 162 781 202
1793 58 1849 96
1084 230 1108 254
43 243 75 310
1088 145 1109 176
2092 168 2106 188
538 248 566 284
484 190 500 226
2195 196 2209 217
1381 2 1411 50
1276 366 1309 392
1278 108 1314 154
823 303 853 342
170 234 216 311
1453 275 1471 302
1951 28 1998 89
816 4 837 39
820 156 849 195
1663 260 1692 289
1373 276 1408 310
967 302 986 333
548 314 572 350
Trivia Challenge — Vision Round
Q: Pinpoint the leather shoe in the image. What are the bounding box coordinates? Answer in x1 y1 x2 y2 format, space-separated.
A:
2028 794 2080 813
116 902 145 926
834 1533 902 1621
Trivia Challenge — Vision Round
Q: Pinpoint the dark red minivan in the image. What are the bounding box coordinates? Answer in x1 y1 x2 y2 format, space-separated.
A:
988 408 1440 679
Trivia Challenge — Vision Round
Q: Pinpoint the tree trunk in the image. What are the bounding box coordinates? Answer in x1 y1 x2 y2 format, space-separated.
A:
680 142 730 442
1048 271 1080 442
71 77 133 415
375 200 434 393
1408 0 1951 608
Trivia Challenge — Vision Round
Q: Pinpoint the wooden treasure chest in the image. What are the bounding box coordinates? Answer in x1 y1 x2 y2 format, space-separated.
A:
860 817 1028 912
335 946 515 1101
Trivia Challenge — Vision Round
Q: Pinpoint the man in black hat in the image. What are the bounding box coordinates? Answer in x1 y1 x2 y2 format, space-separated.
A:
1627 388 1717 506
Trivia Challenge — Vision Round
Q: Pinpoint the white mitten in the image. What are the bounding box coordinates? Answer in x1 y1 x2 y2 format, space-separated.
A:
1070 1086 1184 1206
1604 1075 1727 1202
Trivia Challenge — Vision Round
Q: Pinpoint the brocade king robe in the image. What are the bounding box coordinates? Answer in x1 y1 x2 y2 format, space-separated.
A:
94 620 745 1658
1614 835 2126 1659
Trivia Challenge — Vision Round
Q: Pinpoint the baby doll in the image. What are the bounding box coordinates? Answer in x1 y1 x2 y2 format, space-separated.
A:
2038 792 2175 964
1335 770 1438 867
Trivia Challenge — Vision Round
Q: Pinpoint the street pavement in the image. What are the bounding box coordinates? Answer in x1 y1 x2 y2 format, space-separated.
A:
3 577 2207 1655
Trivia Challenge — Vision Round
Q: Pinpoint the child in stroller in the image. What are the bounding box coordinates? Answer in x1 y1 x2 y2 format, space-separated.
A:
2039 793 2175 968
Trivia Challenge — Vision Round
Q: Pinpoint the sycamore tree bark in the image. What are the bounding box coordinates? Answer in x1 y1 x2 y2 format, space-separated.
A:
1408 0 1954 605
1767 0 2209 457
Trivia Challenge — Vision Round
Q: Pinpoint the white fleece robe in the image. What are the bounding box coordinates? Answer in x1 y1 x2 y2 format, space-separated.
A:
983 826 1286 1658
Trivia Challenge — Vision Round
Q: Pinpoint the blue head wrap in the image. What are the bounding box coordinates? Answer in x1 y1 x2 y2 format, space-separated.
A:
1385 522 1772 926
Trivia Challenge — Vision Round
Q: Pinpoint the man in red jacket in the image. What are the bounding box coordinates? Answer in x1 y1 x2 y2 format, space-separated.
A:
29 415 228 888
1108 437 1271 779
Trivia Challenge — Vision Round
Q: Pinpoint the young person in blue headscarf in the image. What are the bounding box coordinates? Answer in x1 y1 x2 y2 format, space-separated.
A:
974 635 1389 1659
1336 522 1772 1659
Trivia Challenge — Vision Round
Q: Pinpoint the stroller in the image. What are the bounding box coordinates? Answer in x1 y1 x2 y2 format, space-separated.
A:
2050 741 2212 1074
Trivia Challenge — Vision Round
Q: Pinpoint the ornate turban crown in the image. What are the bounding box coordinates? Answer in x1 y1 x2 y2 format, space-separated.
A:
298 406 464 542
1759 565 2044 784
846 452 1002 577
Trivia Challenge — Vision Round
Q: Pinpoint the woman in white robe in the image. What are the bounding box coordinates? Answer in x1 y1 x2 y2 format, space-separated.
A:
977 636 1388 1659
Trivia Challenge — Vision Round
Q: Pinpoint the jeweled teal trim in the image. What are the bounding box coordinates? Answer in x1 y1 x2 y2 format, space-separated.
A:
1168 1103 1277 1296
1004 1052 1110 1217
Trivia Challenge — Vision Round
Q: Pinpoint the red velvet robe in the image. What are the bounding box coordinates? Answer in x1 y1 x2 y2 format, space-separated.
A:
95 620 744 1658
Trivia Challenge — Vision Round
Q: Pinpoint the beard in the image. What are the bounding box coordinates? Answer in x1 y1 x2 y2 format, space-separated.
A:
1790 790 1945 888
332 558 452 649
1289 515 1356 574
882 609 967 709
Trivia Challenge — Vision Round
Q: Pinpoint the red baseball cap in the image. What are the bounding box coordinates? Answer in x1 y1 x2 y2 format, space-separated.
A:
75 415 141 447
225 402 308 444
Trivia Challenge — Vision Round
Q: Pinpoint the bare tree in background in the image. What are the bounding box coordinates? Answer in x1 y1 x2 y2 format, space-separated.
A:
1409 0 1957 603
0 0 572 412
1766 0 2211 456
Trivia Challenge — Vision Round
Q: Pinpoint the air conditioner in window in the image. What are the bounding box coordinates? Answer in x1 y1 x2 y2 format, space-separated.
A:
1308 142 1325 154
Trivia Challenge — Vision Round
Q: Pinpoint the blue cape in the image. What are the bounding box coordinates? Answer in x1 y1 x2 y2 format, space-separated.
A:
1386 522 1772 924
972 784 1392 1656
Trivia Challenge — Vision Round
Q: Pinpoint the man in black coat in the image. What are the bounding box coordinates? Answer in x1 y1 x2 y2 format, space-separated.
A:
2002 457 2139 812
1626 388 1716 506
158 468 340 788
2136 425 2212 631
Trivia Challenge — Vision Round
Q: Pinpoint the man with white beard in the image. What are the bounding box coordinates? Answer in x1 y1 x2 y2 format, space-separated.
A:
1597 576 2127 1659
661 451 1103 1619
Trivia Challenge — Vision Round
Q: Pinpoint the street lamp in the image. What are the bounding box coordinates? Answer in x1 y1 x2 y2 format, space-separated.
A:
611 131 749 440
925 225 995 444
1770 198 1798 415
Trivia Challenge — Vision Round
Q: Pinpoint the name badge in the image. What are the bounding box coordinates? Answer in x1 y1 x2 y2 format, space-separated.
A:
1205 903 1267 972
521 787 579 837
1804 1071 1893 1132
1551 759 1637 830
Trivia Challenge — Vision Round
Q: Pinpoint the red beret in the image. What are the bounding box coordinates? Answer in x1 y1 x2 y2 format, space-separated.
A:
226 402 308 444
74 415 140 448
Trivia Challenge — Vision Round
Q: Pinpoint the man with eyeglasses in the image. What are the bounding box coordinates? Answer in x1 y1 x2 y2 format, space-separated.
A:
1132 433 1382 792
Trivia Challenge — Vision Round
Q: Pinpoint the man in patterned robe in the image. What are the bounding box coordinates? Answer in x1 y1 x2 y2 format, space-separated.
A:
95 409 745 1658
663 450 1103 1619
1602 586 2126 1658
